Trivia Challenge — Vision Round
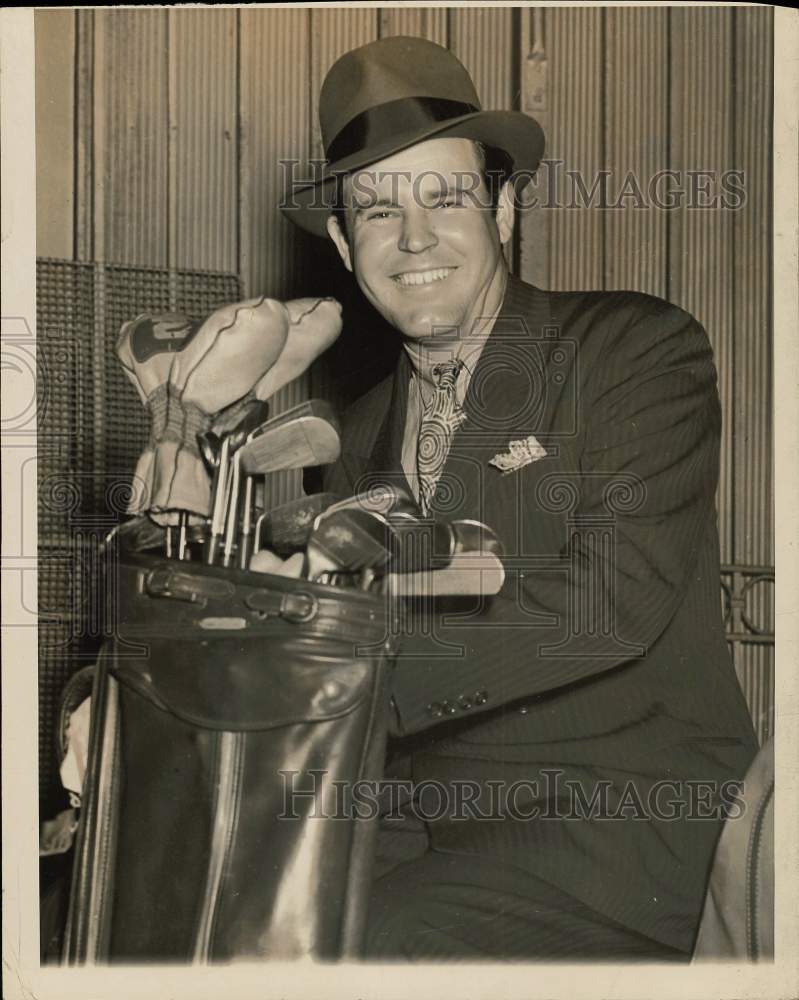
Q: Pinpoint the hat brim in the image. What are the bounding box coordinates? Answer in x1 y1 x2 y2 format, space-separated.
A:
281 110 545 238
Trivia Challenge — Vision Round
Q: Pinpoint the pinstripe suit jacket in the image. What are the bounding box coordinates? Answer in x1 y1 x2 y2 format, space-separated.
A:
322 275 758 953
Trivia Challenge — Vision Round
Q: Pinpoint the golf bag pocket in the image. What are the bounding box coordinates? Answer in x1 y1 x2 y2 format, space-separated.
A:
63 552 395 964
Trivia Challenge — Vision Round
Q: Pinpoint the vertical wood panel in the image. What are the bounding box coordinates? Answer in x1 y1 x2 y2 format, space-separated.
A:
517 7 551 288
75 10 95 260
604 8 668 296
35 10 75 259
733 7 774 742
450 9 514 112
240 7 309 299
169 9 238 273
378 7 447 45
669 7 735 564
733 9 773 568
546 8 604 291
100 9 169 265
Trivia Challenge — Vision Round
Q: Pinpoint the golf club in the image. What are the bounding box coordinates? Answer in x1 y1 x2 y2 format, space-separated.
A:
303 508 395 583
385 511 456 573
317 483 416 525
219 400 271 568
199 400 270 565
237 402 341 476
236 402 341 568
252 492 341 557
381 552 506 598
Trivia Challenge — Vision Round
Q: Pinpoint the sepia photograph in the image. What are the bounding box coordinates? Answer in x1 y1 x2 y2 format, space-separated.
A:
2 3 798 997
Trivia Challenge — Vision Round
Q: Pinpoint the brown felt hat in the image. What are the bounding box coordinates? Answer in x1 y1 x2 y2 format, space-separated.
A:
281 35 545 237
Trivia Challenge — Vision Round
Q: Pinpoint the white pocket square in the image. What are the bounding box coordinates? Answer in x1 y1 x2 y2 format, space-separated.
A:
489 435 547 474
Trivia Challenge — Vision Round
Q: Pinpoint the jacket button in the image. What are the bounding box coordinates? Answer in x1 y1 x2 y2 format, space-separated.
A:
457 695 472 710
440 699 457 715
518 706 529 715
474 690 488 705
427 702 444 718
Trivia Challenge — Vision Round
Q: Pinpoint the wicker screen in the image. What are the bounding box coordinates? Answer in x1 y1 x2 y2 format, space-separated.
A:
36 258 242 819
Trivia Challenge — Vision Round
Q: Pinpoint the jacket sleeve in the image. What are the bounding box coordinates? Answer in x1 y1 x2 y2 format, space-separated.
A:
389 300 723 736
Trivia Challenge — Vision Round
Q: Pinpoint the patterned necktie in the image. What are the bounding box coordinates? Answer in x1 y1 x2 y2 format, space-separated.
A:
416 359 466 515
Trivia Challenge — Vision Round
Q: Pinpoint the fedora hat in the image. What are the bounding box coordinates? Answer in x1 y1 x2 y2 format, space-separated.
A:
282 35 545 237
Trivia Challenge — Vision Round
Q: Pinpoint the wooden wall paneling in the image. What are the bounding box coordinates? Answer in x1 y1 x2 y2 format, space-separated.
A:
668 7 735 565
378 7 447 45
34 10 75 260
75 10 95 261
604 7 668 296
517 7 551 289
99 9 169 266
545 8 605 291
450 8 514 113
239 7 311 301
732 7 774 743
240 8 316 506
168 8 238 274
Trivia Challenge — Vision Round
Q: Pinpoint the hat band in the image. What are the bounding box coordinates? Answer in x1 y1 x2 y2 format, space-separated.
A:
326 96 479 166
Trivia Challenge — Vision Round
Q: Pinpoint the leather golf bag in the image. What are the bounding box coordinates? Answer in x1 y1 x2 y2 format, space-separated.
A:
63 550 396 963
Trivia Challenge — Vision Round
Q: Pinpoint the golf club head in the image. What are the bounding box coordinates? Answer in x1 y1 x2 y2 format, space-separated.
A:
210 393 269 438
248 398 338 435
383 552 506 598
318 483 416 525
254 492 341 555
386 512 457 573
197 430 221 472
304 508 395 582
238 413 341 475
227 398 271 451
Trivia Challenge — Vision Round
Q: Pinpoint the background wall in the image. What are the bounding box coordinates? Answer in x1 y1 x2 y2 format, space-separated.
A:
35 6 773 742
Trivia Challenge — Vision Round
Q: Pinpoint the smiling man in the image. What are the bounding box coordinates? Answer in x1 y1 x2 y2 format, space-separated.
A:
283 36 758 961
327 138 512 341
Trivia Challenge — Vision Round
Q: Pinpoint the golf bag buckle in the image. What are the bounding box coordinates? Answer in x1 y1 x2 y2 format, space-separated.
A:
144 567 236 606
245 587 318 623
280 591 319 623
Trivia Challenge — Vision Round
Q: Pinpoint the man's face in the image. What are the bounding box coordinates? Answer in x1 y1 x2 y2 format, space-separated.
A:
327 138 514 341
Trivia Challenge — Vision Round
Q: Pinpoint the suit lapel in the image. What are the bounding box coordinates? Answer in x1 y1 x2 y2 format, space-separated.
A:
361 348 413 495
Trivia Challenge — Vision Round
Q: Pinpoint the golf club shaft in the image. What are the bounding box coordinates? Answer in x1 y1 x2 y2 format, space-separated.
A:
206 436 231 564
222 455 241 568
178 512 188 560
238 474 256 569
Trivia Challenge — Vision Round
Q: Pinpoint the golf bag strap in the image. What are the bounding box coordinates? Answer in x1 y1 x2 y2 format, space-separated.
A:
62 651 121 963
143 563 349 626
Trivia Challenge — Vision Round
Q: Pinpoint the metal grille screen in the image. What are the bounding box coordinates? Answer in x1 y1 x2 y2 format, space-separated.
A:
36 258 242 819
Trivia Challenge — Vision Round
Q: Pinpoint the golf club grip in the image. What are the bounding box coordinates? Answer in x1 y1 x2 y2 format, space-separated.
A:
384 553 505 597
